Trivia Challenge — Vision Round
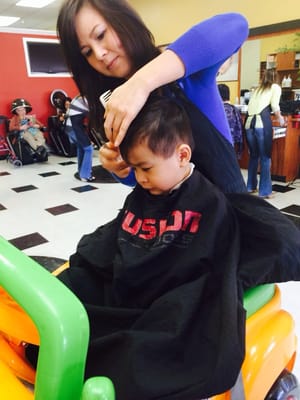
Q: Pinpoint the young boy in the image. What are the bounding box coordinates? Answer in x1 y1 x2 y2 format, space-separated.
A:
57 96 300 400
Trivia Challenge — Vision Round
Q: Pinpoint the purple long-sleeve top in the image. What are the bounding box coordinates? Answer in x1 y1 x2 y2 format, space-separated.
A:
118 12 249 187
168 12 249 143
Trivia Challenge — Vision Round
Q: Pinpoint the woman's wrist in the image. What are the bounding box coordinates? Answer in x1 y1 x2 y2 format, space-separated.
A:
132 50 185 93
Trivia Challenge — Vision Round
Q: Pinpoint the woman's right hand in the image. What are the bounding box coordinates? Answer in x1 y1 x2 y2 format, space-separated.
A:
104 78 150 146
278 115 286 127
99 141 131 178
103 50 185 146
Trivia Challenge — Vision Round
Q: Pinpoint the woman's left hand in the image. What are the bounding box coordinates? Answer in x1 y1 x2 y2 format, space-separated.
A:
99 141 131 178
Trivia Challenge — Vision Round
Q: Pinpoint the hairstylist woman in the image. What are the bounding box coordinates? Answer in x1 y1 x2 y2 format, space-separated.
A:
57 0 249 193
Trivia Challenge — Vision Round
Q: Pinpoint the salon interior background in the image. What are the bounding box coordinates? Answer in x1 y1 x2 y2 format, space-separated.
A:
0 0 299 120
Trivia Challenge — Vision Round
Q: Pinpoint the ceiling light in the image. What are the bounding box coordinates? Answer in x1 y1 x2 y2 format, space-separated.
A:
16 0 55 8
0 16 20 26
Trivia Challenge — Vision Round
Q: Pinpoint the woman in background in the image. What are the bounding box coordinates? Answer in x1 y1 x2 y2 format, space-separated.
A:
64 95 95 182
245 69 285 198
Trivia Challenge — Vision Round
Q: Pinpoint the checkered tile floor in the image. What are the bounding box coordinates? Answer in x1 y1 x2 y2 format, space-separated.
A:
0 152 132 261
1 151 300 378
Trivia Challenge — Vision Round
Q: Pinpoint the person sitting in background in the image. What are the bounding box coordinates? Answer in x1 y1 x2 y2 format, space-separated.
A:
218 83 244 159
244 69 285 199
9 98 47 156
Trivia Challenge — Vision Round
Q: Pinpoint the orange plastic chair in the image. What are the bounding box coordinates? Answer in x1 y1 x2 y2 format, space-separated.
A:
0 234 299 399
212 284 299 399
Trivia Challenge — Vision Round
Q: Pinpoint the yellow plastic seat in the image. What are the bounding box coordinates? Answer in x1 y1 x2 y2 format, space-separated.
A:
0 236 115 400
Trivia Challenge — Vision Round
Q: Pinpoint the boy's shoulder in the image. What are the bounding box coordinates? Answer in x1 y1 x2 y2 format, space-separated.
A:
224 102 238 115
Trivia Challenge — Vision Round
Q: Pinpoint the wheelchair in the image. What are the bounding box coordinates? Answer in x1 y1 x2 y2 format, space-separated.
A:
0 235 299 400
7 98 48 165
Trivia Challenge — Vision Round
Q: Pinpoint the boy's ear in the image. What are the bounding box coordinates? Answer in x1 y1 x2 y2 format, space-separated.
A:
177 144 191 166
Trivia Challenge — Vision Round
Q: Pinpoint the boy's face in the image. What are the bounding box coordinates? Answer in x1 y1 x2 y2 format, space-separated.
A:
127 141 191 196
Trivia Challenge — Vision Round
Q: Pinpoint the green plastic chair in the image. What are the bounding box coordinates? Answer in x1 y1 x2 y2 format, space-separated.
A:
0 236 115 400
0 235 276 400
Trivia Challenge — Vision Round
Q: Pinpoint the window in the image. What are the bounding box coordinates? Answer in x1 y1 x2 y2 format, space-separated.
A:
23 37 71 77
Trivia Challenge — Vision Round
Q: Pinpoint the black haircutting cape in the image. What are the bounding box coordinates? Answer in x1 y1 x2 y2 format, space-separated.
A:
58 170 300 400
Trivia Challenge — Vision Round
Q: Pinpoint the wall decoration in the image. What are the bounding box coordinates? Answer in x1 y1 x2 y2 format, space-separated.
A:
217 52 239 82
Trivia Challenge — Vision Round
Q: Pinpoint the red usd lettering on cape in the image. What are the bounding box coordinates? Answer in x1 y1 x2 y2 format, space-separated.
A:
121 209 202 240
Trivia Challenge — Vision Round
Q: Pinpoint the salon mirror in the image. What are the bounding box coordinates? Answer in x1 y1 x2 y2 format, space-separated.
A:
240 20 300 108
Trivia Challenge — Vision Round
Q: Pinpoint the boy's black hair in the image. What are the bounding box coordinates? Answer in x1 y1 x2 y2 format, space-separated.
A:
119 95 195 163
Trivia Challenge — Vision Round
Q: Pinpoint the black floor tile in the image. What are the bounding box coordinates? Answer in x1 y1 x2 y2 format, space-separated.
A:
39 171 60 177
72 185 98 193
45 203 78 215
12 185 38 193
30 255 67 273
280 204 300 216
59 161 77 166
92 165 119 183
272 184 295 193
9 232 48 251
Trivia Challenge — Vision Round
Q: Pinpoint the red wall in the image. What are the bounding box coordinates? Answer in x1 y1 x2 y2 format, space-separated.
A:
0 30 78 126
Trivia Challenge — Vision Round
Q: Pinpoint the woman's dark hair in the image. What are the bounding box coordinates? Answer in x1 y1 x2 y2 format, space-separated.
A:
218 84 230 102
57 0 160 132
120 96 195 163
